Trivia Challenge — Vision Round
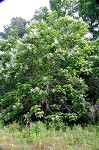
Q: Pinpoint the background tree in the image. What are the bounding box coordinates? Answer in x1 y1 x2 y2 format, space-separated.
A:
87 40 99 103
78 0 99 39
49 0 78 17
32 6 49 21
0 17 27 39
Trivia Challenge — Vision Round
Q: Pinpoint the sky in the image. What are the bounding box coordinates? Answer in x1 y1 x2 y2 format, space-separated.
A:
0 0 49 31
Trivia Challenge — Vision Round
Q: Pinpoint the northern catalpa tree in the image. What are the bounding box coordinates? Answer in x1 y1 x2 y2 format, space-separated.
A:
0 12 96 125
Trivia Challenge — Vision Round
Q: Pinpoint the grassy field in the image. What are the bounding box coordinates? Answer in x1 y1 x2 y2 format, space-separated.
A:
0 122 99 150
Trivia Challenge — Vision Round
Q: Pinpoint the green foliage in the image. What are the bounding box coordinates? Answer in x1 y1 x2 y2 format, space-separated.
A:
0 11 98 125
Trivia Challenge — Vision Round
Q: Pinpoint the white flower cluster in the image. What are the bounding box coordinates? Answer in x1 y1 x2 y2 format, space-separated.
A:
43 77 48 81
30 28 38 37
0 64 4 73
0 51 4 55
53 38 58 45
23 34 28 40
30 87 39 92
27 44 32 50
46 53 54 59
17 39 22 44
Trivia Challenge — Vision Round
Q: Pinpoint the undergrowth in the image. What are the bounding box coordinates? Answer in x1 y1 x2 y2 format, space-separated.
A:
0 122 99 150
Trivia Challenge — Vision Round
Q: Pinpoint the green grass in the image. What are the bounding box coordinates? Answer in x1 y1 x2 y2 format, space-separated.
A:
0 122 99 150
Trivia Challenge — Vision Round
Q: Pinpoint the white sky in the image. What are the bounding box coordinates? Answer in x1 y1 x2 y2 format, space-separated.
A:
0 0 49 31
